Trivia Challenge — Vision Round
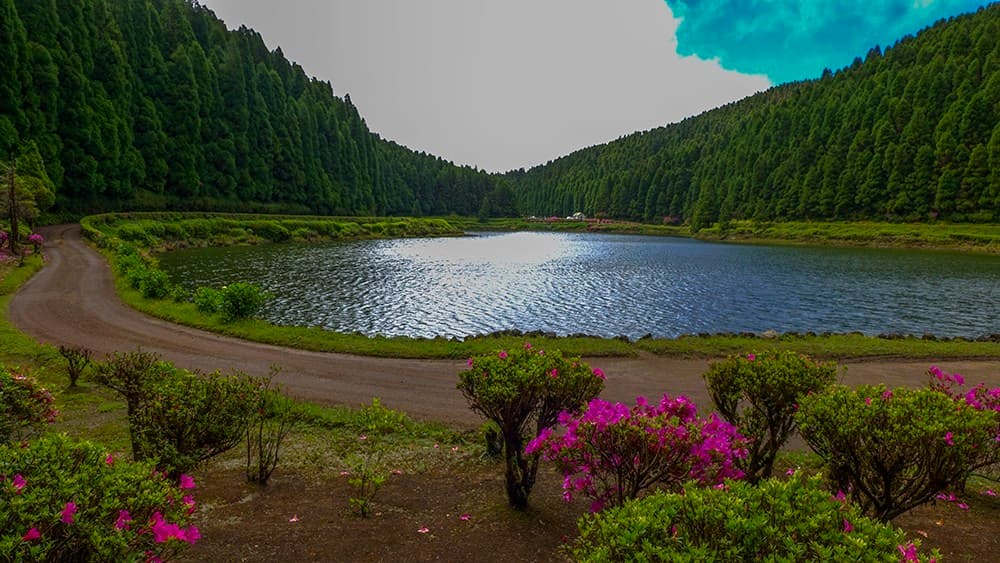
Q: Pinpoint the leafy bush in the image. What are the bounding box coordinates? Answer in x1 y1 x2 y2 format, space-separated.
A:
193 286 223 313
345 436 386 518
457 344 605 508
218 282 270 322
58 346 92 388
0 366 57 444
703 351 837 481
91 349 174 457
0 434 198 561
245 376 300 486
569 474 935 562
796 384 997 521
137 268 172 299
527 394 746 511
927 366 1000 482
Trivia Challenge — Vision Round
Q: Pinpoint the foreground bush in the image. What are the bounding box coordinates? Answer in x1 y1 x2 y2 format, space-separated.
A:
527 394 746 511
457 344 604 508
92 350 259 477
1 434 198 561
703 351 837 482
570 474 935 562
796 384 996 521
0 366 58 444
927 366 1000 482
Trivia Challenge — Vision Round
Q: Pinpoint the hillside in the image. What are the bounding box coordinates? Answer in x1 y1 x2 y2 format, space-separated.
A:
0 0 496 216
509 4 1000 226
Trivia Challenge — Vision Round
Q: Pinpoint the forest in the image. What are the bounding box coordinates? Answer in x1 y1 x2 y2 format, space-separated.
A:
509 4 1000 226
0 0 502 220
0 1 998 225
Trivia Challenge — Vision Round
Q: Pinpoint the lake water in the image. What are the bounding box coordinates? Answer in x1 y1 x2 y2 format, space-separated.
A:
159 231 1000 339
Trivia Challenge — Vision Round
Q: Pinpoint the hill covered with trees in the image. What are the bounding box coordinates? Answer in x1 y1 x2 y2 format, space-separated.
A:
508 4 1000 226
0 0 499 217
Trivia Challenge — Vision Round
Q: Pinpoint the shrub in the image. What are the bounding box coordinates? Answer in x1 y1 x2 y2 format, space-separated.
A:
218 282 270 322
58 346 92 388
245 376 300 486
457 344 605 508
0 434 198 561
569 474 936 562
926 366 1000 483
527 394 746 511
345 435 386 518
0 366 57 444
193 286 223 313
703 351 837 482
796 384 997 521
137 268 172 299
91 349 173 457
131 369 259 478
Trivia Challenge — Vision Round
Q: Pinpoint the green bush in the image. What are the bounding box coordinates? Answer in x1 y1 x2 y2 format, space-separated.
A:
245 376 300 486
457 344 605 508
703 351 838 481
0 434 198 561
137 268 172 299
796 384 997 521
219 282 270 322
569 474 934 562
0 366 57 444
116 224 154 245
193 286 223 313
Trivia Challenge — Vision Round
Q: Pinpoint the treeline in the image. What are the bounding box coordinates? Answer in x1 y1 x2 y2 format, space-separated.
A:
0 0 498 216
510 4 1000 226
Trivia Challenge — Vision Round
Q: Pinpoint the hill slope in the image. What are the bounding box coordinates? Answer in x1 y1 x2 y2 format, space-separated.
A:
0 0 495 216
509 4 1000 226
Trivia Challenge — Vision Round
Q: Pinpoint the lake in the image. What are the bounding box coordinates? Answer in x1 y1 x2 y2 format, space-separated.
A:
159 231 1000 339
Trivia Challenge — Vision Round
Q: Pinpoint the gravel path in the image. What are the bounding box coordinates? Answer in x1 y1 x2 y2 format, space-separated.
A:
10 224 999 427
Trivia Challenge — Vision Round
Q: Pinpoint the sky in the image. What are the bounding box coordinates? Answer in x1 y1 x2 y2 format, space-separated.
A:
198 0 986 172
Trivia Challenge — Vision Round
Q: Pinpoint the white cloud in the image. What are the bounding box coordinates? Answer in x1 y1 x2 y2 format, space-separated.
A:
199 0 771 172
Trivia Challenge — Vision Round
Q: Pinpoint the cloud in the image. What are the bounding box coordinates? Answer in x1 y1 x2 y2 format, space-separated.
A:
664 0 986 84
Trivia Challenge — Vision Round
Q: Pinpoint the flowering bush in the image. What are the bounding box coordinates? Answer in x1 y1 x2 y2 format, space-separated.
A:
569 474 937 562
526 394 747 511
796 384 997 521
0 434 198 561
27 233 43 253
457 344 605 508
927 366 1000 482
703 351 837 482
0 366 58 444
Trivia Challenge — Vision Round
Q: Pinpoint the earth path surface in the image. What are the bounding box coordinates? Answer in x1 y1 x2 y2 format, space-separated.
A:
11 224 1000 427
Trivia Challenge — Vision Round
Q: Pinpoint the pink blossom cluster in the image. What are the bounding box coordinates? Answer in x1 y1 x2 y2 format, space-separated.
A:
898 542 937 562
27 233 44 247
526 394 747 511
928 365 1000 443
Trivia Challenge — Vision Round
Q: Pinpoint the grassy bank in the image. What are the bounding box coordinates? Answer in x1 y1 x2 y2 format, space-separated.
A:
696 220 1000 253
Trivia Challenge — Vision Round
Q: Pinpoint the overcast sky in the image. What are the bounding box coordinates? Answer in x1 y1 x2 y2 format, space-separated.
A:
197 0 986 172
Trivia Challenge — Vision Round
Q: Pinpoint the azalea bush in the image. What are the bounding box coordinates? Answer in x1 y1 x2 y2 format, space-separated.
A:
927 366 1000 483
1 434 198 561
569 474 937 562
457 344 605 508
796 384 997 521
0 366 58 444
92 349 260 477
703 351 837 481
526 394 746 511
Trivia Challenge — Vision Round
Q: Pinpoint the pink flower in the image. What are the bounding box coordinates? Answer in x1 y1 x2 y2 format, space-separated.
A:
182 495 196 514
592 367 605 380
391 469 403 475
115 510 132 530
881 390 893 401
12 474 26 493
466 358 474 366
359 434 368 441
289 515 300 523
957 502 969 510
61 502 78 524
22 528 40 541
184 526 201 543
105 454 115 465
785 468 796 476
833 490 846 502
864 397 872 406
953 373 965 385
178 474 196 490
417 526 429 533
498 350 508 359
746 353 756 361
459 513 471 521
339 471 350 476
983 489 997 497
843 519 853 533
549 368 558 378
944 432 954 446
523 342 532 349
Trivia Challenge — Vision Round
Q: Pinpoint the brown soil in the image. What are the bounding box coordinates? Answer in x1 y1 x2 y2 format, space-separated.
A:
11 224 1000 561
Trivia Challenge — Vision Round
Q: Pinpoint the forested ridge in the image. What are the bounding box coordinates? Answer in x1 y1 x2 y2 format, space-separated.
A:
510 4 1000 226
0 0 499 218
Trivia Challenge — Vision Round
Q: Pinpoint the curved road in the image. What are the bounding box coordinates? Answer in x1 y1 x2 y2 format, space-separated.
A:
10 225 1000 427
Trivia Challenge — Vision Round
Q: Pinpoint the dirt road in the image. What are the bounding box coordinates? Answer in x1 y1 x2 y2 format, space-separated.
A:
10 225 999 427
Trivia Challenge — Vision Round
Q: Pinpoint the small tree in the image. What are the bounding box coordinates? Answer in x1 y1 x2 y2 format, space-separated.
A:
58 346 92 388
90 349 173 458
703 351 837 482
527 394 746 511
796 384 997 521
457 344 605 509
245 372 300 486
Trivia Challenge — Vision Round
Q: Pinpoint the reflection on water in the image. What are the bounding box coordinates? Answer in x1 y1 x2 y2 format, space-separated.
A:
159 232 1000 339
